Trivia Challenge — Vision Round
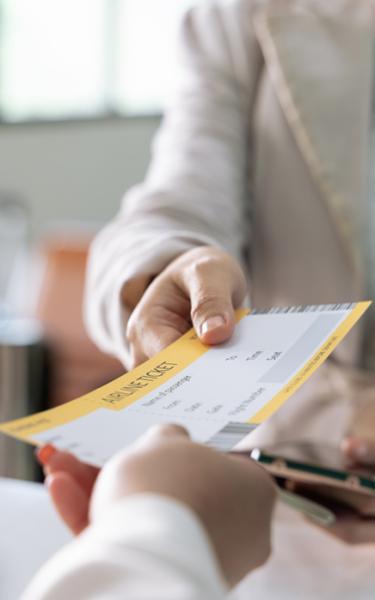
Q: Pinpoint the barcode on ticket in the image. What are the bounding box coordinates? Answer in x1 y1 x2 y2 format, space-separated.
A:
251 303 355 315
207 422 257 452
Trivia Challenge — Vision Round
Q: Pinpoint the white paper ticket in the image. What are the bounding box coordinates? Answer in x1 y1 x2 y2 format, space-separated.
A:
0 302 370 466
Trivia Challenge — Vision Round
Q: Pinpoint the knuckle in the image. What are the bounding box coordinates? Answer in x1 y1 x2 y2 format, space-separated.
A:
153 423 189 439
189 255 223 279
126 306 151 344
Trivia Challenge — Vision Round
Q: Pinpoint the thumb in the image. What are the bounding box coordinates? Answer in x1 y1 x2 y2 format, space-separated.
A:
194 299 235 345
180 258 246 345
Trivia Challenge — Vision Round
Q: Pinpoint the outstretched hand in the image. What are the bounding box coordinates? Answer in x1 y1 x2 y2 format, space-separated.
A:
123 246 247 368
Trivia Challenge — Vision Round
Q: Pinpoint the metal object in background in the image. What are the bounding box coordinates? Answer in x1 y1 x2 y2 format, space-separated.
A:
0 195 45 480
0 194 31 319
0 318 45 480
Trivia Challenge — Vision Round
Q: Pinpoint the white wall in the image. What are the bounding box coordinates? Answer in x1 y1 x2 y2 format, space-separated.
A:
0 117 161 236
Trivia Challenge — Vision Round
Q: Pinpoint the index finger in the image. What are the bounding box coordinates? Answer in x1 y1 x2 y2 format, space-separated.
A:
37 446 99 495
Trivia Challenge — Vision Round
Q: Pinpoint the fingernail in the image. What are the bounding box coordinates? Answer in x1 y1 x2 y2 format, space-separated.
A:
36 444 57 466
201 316 226 335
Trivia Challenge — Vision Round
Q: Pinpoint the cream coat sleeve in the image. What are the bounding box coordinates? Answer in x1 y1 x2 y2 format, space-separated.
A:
84 0 262 367
22 495 228 600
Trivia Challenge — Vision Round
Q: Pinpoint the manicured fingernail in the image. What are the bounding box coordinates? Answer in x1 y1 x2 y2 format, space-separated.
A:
36 444 57 466
201 316 226 335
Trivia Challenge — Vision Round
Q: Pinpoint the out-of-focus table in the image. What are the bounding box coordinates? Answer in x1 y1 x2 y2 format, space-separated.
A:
1 478 375 600
0 478 71 600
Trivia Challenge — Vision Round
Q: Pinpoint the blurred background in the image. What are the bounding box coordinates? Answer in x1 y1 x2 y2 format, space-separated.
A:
0 0 198 481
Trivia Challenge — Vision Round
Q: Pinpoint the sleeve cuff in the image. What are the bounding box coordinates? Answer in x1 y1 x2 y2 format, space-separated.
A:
90 493 228 594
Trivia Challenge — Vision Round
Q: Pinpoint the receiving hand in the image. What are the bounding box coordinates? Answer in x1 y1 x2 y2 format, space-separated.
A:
37 425 276 587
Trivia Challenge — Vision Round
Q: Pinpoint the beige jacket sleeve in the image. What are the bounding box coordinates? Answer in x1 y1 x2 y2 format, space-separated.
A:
84 0 262 367
22 495 228 600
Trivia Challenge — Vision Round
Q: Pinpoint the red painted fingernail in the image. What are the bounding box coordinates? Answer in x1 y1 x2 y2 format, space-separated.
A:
36 444 57 466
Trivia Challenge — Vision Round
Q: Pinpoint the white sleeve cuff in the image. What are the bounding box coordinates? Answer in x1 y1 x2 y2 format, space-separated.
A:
92 494 228 592
23 494 228 600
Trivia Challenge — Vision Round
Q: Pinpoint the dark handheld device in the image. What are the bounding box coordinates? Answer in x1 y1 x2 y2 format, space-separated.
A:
247 441 375 517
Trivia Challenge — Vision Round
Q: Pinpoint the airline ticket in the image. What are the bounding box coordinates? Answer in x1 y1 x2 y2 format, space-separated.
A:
0 302 370 467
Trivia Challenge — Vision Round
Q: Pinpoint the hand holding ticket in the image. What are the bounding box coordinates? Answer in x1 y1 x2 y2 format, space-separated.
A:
0 303 370 467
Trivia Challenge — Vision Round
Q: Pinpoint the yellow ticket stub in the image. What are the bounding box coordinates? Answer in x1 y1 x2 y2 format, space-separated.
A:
0 302 370 466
